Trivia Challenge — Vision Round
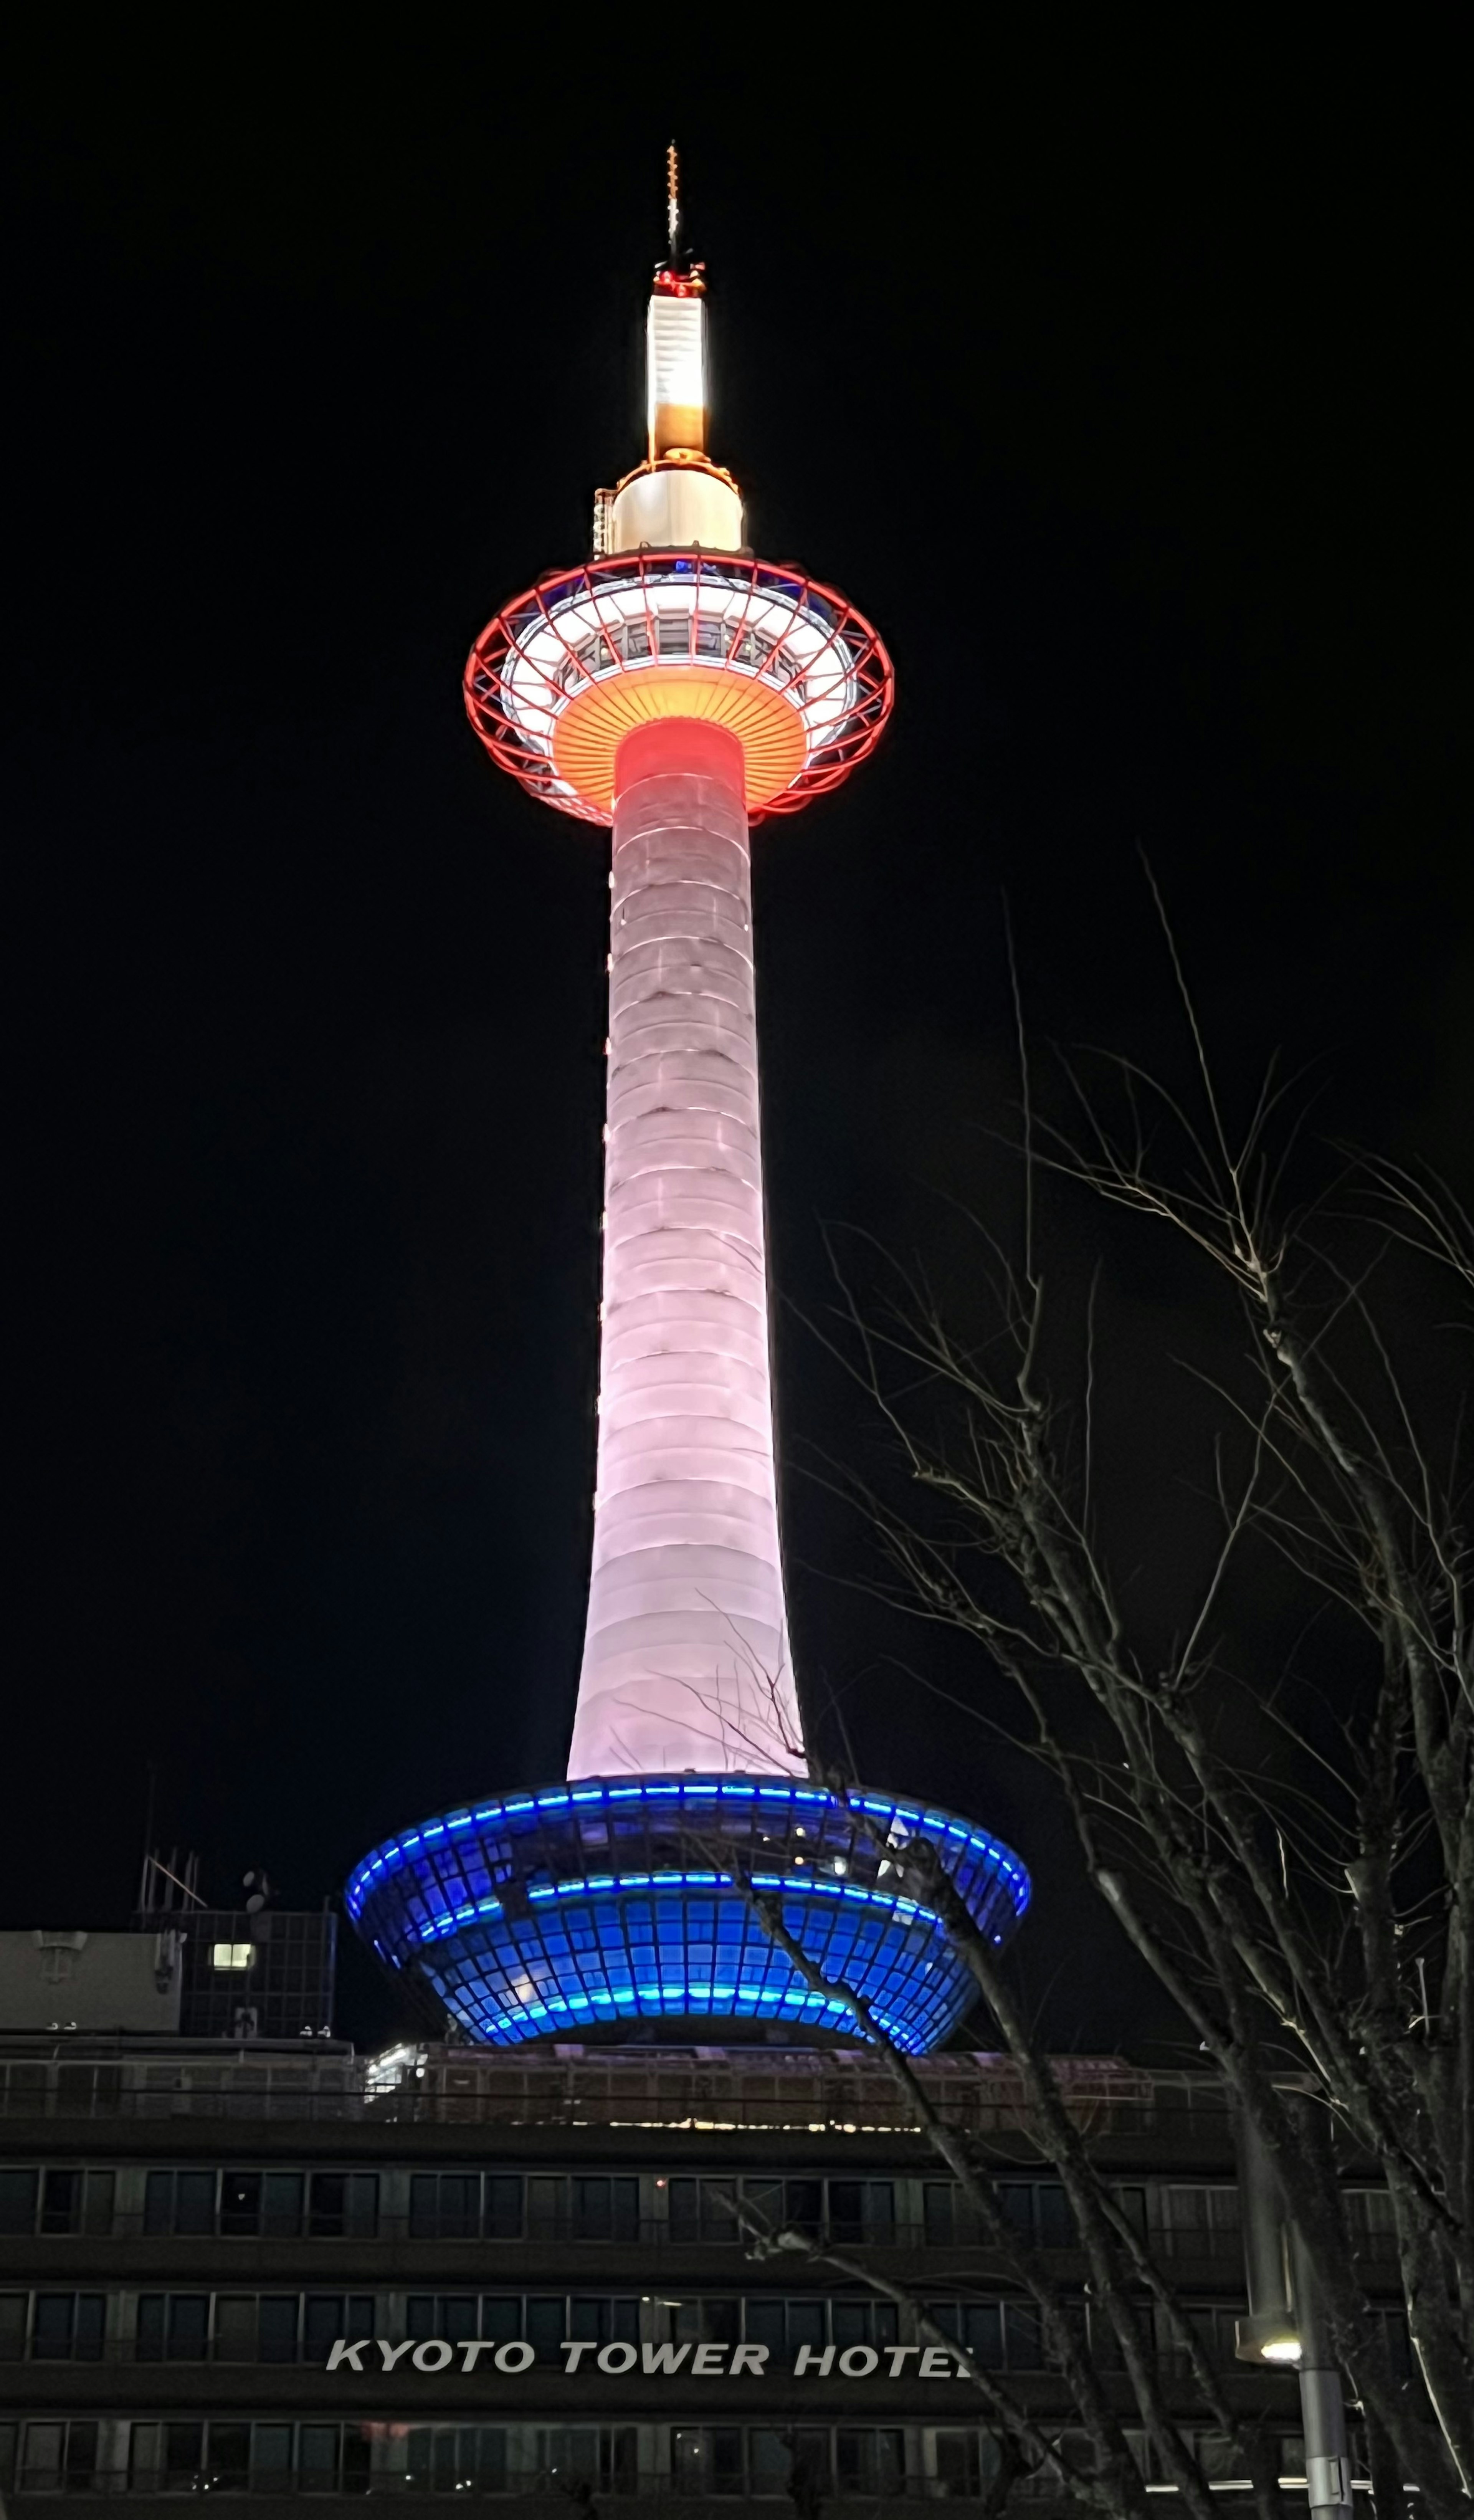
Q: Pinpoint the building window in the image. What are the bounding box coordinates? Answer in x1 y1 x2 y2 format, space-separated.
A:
0 2173 38 2237
744 2297 824 2356
836 2429 906 2495
922 2178 1074 2249
928 2299 1046 2369
672 2297 742 2348
30 2294 106 2362
673 2428 745 2494
750 2431 823 2497
828 2183 896 2245
307 2174 378 2239
407 2294 482 2348
140 2168 377 2240
1162 2187 1243 2255
259 2298 303 2363
1370 2305 1414 2380
404 2429 508 2494
221 2170 306 2236
673 2429 905 2499
137 2294 209 2362
934 2431 1001 2497
742 2298 897 2354
408 2172 523 2241
830 2298 900 2351
528 2175 639 2243
532 2427 637 2496
211 1943 254 1971
304 2297 376 2363
300 2422 371 2492
401 2294 638 2358
213 2297 263 2363
1345 2189 1396 2256
36 2168 114 2237
19 2419 98 2492
670 2177 894 2247
408 2167 632 2248
1186 2305 1245 2370
144 2170 216 2236
131 2421 367 2494
134 2292 374 2364
411 2173 477 2239
0 2295 106 2363
1087 2297 1160 2370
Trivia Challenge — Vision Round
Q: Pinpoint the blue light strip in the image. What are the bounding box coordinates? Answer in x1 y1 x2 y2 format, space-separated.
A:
347 1772 1030 2055
345 1775 1029 1922
409 1867 937 1952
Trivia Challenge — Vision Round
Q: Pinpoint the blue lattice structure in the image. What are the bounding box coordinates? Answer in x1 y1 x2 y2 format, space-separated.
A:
347 1778 1029 2053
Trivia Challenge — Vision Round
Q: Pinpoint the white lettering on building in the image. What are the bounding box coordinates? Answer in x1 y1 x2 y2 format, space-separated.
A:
330 2335 957 2381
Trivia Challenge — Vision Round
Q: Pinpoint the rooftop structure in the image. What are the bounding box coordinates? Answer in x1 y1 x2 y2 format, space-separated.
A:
348 162 1028 2052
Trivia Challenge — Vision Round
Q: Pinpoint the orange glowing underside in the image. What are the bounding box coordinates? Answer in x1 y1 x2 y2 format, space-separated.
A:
549 668 808 814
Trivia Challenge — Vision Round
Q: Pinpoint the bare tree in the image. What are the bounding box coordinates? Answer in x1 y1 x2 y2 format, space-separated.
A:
671 1797 1281 2519
795 904 1472 2513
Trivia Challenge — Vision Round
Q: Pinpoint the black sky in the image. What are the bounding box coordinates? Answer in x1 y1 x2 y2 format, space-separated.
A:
4 34 1467 2048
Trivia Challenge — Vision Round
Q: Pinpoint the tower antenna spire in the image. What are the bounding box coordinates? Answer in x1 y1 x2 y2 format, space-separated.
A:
666 141 681 259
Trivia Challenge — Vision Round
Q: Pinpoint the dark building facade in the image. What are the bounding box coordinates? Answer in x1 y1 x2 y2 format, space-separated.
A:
128 1913 338 2047
0 2038 1406 2511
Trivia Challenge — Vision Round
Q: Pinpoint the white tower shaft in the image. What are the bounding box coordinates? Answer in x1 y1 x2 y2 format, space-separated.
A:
566 718 805 1779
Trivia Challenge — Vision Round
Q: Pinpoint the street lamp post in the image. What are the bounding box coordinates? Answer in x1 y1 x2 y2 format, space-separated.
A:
1234 2108 1353 2520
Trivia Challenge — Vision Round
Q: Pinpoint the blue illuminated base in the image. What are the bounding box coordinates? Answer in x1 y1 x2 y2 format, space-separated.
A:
347 1777 1029 2054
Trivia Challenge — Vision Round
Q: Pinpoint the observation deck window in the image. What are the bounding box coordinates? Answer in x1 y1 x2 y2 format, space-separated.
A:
549 610 806 695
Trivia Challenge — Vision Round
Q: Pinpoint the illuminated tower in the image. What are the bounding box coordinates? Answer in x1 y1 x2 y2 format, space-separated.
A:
349 160 1029 2048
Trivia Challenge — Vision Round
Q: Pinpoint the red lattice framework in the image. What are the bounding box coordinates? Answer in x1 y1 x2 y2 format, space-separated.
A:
464 551 894 827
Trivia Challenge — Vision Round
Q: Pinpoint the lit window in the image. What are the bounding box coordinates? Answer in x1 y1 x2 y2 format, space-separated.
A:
211 1944 253 1972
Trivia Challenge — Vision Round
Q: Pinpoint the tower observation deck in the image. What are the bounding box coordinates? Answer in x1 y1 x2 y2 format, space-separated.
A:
348 162 1029 2049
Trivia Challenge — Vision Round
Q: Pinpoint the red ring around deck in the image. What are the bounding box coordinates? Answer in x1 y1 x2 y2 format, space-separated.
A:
464 552 893 827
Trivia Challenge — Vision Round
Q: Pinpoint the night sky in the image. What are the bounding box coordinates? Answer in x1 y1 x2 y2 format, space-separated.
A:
5 37 1467 2049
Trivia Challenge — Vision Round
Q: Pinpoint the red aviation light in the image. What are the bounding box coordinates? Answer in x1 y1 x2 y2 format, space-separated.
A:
652 263 706 299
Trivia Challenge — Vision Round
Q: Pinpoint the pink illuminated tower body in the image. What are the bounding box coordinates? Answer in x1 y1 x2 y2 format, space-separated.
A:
348 164 1029 2049
570 713 803 1780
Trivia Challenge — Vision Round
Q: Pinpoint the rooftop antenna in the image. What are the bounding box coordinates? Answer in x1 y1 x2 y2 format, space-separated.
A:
666 141 681 261
136 1759 158 1915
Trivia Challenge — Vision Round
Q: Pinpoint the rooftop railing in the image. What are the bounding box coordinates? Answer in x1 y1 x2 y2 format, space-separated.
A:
5 2472 1279 2508
0 2057 1233 2141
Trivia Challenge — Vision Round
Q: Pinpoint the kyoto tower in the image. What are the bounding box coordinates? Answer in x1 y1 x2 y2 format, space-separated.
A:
348 159 1029 2049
